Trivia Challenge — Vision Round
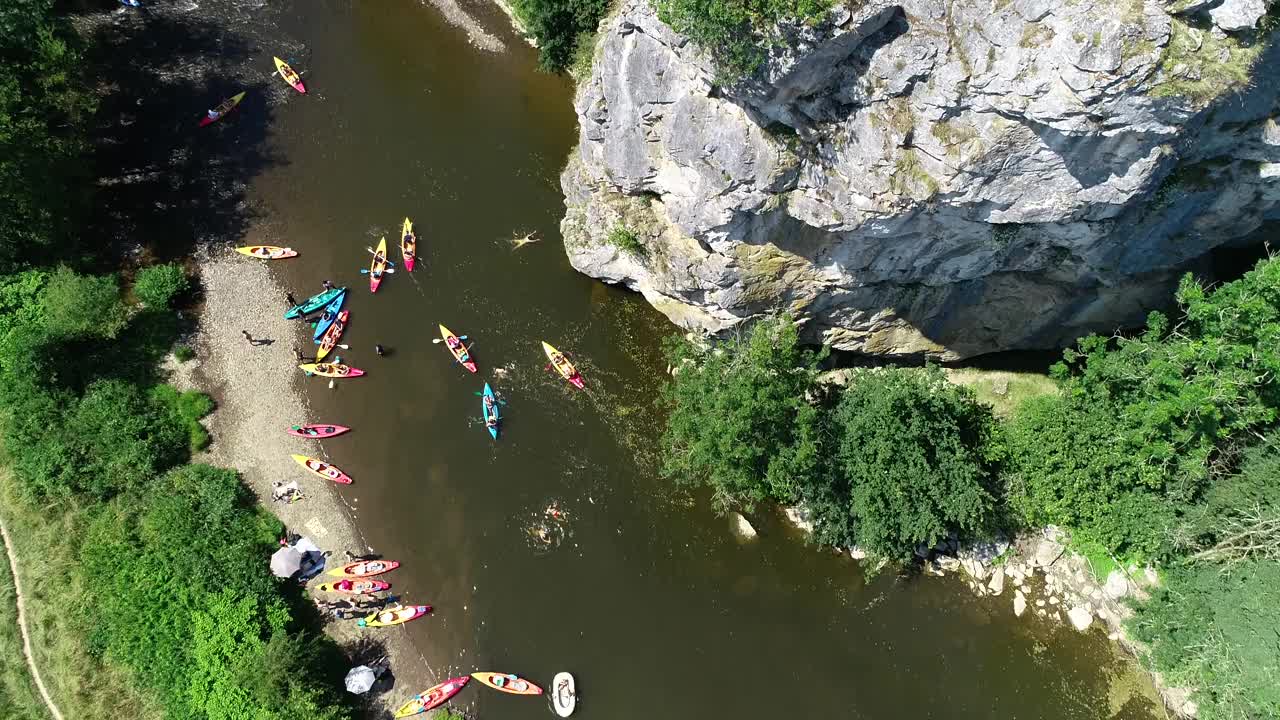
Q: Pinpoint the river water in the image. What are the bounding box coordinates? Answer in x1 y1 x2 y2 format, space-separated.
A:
230 2 1163 718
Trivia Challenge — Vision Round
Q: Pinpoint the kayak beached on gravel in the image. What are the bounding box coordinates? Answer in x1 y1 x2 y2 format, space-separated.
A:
311 294 346 340
286 424 350 438
235 245 297 260
394 676 470 717
327 559 400 578
357 604 431 628
285 287 346 319
291 454 353 484
298 362 364 378
315 309 349 362
314 578 390 594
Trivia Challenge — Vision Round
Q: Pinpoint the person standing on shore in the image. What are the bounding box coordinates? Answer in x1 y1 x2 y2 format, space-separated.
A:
242 330 254 344
292 345 305 362
286 291 297 307
375 344 384 357
322 280 333 291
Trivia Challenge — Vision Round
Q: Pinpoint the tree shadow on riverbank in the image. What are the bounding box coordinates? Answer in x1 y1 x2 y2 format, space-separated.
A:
76 6 283 266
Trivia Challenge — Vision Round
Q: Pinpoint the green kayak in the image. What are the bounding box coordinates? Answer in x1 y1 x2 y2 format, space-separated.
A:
284 287 346 319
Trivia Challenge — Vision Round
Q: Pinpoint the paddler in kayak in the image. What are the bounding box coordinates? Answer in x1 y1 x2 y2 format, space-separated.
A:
549 350 572 375
483 394 499 429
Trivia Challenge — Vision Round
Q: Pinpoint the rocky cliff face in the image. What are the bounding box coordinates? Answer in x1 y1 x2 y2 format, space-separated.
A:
560 0 1280 358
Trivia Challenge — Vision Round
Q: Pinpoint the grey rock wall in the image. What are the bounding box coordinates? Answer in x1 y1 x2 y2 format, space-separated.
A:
561 0 1280 358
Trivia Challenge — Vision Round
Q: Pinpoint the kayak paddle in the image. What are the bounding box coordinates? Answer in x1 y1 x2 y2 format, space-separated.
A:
359 268 395 274
431 335 468 343
364 247 396 267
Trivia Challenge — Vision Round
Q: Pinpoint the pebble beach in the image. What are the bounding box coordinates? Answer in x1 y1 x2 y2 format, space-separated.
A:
168 244 436 710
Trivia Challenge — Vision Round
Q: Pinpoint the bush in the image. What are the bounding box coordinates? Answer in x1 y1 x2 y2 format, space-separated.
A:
42 267 127 339
173 344 194 362
606 224 644 257
150 385 214 452
802 367 1003 560
133 263 189 308
1005 259 1280 559
1 378 189 498
512 0 610 72
653 0 834 80
1129 559 1280 720
661 316 825 510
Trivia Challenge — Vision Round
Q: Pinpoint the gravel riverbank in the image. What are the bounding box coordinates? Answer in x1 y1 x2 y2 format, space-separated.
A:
168 246 437 712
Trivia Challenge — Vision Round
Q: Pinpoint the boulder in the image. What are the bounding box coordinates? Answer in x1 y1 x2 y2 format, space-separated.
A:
1100 568 1131 597
782 506 814 534
1210 0 1269 31
1031 537 1065 568
1067 606 1094 632
730 512 757 541
959 557 988 582
1014 590 1027 617
849 546 868 560
987 567 1006 596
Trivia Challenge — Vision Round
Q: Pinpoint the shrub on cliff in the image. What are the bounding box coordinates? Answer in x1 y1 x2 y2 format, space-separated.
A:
133 262 189 308
801 367 1004 560
661 316 826 510
1006 258 1280 558
653 0 835 79
513 0 610 72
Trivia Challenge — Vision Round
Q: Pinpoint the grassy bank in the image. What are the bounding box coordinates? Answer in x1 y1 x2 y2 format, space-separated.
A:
0 477 162 720
0 512 50 720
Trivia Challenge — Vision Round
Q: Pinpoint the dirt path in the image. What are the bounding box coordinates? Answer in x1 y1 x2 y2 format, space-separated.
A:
0 514 64 720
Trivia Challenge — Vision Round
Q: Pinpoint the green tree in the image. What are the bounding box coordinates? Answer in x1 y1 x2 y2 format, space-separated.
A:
41 267 128 339
512 0 610 72
804 367 1002 559
133 263 190 308
661 316 825 510
1006 258 1280 558
0 0 94 271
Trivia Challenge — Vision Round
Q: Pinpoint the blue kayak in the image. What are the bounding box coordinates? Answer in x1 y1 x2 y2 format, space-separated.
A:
482 383 500 439
311 294 346 341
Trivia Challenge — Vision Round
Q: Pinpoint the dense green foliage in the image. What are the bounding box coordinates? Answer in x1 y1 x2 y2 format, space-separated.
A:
512 0 609 72
133 263 189 308
0 4 354 715
653 0 834 79
1128 431 1280 720
805 367 1002 560
662 317 825 511
0 0 93 272
80 464 348 719
1005 262 1280 558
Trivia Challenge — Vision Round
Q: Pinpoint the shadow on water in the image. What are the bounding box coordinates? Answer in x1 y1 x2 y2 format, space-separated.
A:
76 4 282 264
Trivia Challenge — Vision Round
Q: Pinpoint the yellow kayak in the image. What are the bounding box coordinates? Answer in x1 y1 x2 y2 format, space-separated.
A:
401 218 417 272
272 56 306 93
357 604 431 627
235 245 297 259
298 363 365 378
369 236 388 292
542 341 584 389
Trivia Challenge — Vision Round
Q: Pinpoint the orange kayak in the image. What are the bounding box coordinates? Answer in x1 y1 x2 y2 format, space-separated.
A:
471 672 542 696
315 309 349 362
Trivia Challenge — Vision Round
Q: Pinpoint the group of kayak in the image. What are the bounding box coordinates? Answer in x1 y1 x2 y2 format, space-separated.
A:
220 54 581 718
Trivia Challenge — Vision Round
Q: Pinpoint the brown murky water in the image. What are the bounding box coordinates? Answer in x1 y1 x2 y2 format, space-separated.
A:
234 2 1163 718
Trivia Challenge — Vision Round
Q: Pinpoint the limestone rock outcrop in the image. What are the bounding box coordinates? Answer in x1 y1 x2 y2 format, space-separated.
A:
560 0 1280 358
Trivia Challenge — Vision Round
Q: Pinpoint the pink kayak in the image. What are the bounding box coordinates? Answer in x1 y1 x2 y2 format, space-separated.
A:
286 424 351 438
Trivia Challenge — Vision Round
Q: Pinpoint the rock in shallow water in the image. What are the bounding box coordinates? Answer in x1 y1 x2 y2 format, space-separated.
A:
730 512 757 541
1067 605 1094 631
560 0 1280 359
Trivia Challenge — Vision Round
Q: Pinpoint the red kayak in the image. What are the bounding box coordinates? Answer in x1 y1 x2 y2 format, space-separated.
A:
394 676 470 717
286 424 351 438
314 578 390 594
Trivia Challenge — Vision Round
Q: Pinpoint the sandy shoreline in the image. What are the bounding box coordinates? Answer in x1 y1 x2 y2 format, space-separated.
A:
168 246 436 711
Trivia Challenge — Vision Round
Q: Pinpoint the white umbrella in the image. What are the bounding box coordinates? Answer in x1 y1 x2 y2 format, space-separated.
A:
270 546 305 578
344 665 378 694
